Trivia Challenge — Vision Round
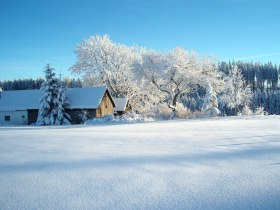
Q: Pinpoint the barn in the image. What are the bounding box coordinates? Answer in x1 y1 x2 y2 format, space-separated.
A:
0 86 115 125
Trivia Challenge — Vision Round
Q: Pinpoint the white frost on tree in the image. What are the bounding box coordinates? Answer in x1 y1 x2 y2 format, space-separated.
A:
70 35 225 118
36 64 71 125
202 83 220 117
70 34 149 112
221 66 252 115
137 48 223 118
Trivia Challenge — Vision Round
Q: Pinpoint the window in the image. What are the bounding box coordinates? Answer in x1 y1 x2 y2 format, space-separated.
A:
5 116 10 121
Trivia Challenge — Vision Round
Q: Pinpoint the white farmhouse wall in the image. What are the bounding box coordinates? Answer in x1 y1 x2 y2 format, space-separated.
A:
0 110 28 125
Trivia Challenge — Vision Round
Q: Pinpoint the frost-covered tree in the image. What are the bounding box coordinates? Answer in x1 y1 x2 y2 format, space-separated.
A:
202 83 220 117
137 48 223 118
36 64 71 125
221 66 252 115
70 35 147 111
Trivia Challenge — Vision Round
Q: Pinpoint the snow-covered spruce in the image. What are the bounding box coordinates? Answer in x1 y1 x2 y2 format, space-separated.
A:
36 64 71 125
201 83 220 117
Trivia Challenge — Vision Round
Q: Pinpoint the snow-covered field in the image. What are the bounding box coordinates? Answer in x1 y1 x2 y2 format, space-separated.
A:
0 116 280 210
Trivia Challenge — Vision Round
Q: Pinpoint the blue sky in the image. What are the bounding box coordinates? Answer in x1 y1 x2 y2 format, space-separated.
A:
0 0 279 80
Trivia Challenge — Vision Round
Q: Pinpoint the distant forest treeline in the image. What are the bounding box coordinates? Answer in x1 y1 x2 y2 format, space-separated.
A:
0 77 82 90
183 60 280 115
218 61 280 115
1 61 280 115
219 61 279 92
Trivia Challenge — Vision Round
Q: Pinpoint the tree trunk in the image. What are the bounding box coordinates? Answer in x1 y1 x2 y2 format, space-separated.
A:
169 93 179 119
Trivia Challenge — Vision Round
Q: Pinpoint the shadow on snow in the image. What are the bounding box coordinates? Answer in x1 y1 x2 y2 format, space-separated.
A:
1 145 280 173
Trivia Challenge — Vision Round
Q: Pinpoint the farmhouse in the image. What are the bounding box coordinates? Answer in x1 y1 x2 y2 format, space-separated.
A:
0 86 115 125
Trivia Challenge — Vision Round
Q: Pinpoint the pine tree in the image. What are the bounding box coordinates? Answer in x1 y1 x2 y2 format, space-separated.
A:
202 83 220 117
36 64 71 125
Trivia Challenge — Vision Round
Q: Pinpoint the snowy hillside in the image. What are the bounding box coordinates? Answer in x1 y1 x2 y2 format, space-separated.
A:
0 116 280 209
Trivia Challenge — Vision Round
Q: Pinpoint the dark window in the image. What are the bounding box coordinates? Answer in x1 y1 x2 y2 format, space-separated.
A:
5 116 10 121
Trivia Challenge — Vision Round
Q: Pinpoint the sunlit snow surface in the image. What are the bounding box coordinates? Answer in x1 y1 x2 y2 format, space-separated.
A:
0 116 280 209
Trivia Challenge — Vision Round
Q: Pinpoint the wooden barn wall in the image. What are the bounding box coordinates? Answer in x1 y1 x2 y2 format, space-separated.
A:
125 103 132 113
96 91 115 117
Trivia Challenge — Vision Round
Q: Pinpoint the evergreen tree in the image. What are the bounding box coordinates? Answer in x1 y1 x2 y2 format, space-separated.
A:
36 64 71 125
202 83 220 117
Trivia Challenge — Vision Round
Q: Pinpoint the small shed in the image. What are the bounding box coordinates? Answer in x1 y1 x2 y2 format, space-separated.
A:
0 87 115 125
113 97 131 115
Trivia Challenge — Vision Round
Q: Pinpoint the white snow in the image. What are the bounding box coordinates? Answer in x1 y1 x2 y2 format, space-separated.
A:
0 116 280 209
67 86 108 109
113 97 128 112
0 87 108 111
0 89 41 111
86 113 154 124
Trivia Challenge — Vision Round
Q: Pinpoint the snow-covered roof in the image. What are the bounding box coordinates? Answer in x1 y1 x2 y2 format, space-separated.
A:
0 89 42 111
0 87 110 111
67 87 107 109
113 97 128 112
